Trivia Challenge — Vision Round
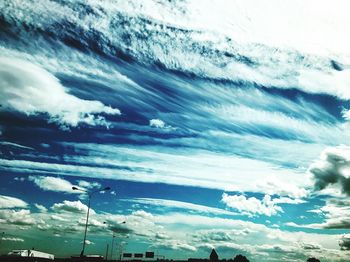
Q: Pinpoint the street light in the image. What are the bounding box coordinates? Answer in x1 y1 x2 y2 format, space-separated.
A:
118 238 129 262
72 186 110 257
103 221 126 260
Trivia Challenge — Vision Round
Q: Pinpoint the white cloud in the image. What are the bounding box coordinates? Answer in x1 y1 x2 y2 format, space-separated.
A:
34 203 48 213
11 0 350 100
221 194 283 217
51 200 95 214
221 194 305 217
0 141 34 150
285 198 350 229
81 240 94 245
125 198 238 216
77 180 101 190
255 179 308 199
154 240 197 252
50 214 67 221
0 209 35 225
194 229 249 242
28 176 106 197
0 202 347 261
29 176 78 194
2 237 24 242
0 57 120 128
152 212 343 255
0 195 28 209
132 210 154 220
1 143 309 198
149 119 165 128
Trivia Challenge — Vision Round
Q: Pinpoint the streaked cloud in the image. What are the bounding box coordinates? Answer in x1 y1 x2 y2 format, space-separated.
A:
124 198 238 216
29 176 78 194
2 237 24 242
285 198 350 229
0 195 28 209
0 153 307 198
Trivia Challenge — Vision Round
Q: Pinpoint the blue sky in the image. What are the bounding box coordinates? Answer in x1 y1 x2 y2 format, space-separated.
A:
1 0 350 261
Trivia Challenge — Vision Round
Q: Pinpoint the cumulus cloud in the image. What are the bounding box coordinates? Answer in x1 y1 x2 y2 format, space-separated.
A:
132 210 154 220
193 229 249 243
34 203 48 213
221 193 303 217
299 242 321 250
0 195 28 209
102 211 156 237
149 119 166 128
0 209 35 225
0 57 120 128
29 176 78 194
51 200 95 214
309 146 350 196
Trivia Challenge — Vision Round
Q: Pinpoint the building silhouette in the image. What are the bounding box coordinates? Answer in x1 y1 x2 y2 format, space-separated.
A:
209 249 219 262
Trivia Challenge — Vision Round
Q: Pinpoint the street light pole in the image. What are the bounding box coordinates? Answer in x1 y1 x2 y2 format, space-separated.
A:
104 221 126 261
81 194 91 257
0 232 4 247
72 186 110 257
105 244 109 261
111 233 115 260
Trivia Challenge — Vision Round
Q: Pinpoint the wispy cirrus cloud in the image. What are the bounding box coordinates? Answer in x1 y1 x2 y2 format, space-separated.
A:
285 198 350 230
28 176 78 194
0 150 308 198
124 198 238 216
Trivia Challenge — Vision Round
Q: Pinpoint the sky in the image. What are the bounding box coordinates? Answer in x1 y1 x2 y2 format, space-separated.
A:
1 0 350 261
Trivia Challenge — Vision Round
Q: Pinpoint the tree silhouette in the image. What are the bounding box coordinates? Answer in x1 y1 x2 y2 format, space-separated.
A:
233 254 250 262
307 258 320 262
